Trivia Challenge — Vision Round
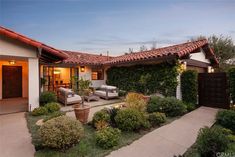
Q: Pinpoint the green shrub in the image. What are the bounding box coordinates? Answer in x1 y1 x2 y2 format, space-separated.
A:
32 107 48 116
216 110 235 132
39 91 57 106
228 68 235 103
125 92 147 112
44 102 60 113
39 116 84 150
185 102 196 112
115 108 144 131
147 96 162 113
95 127 121 149
92 110 111 128
43 111 65 122
196 126 229 157
181 70 198 104
147 96 187 117
148 112 166 127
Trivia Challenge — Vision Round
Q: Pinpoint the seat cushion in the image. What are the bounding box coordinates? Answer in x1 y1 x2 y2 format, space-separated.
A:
100 85 117 90
94 90 118 97
67 94 82 103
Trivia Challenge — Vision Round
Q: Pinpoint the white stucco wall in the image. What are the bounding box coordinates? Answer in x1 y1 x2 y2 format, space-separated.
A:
79 66 106 88
28 58 39 111
0 36 37 58
190 50 210 63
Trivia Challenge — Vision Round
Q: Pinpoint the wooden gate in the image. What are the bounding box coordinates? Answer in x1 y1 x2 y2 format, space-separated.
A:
198 73 229 109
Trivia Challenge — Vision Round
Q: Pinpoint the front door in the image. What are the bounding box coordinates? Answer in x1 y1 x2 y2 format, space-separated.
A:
2 66 22 98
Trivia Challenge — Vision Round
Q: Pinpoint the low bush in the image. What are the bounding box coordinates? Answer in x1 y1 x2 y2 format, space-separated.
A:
147 96 187 117
216 110 235 132
39 116 84 150
39 91 57 106
44 102 60 113
32 107 48 116
185 102 196 112
115 108 144 131
118 90 127 97
147 96 162 113
148 112 166 127
125 92 147 112
95 127 121 149
196 126 229 157
43 111 65 122
92 110 110 128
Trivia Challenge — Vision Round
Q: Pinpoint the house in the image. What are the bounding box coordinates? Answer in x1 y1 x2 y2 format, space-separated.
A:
0 26 218 114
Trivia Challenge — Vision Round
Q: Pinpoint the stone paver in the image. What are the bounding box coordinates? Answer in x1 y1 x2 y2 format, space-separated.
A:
0 112 35 157
107 106 218 157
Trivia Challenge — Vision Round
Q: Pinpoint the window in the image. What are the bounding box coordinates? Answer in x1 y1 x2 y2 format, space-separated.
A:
92 69 104 80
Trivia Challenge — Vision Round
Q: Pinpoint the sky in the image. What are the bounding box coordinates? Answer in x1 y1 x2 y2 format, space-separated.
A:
1 0 235 56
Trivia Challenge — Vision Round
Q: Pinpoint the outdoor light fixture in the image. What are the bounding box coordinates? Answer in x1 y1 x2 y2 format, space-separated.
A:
208 66 214 73
53 70 61 74
9 60 15 65
80 66 85 72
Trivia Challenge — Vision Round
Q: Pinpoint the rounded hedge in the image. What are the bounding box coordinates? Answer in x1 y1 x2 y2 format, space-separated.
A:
148 112 166 127
196 126 229 157
147 96 187 117
95 127 121 149
44 102 61 113
39 91 57 106
92 110 111 128
216 110 235 132
39 116 84 150
32 107 48 116
115 108 144 131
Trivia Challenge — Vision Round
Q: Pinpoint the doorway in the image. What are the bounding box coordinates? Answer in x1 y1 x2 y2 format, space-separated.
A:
2 66 22 99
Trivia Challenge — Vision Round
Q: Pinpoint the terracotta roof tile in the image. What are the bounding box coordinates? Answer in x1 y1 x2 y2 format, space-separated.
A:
0 26 68 59
106 39 218 65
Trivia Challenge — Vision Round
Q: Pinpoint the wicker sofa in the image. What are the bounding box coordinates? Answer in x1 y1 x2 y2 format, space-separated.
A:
94 85 119 100
57 87 82 106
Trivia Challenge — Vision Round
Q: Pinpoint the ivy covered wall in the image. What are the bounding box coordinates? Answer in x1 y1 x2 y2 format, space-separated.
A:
106 63 179 96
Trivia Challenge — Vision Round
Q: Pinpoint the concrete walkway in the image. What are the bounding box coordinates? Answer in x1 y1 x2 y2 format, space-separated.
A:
107 106 218 157
0 112 35 157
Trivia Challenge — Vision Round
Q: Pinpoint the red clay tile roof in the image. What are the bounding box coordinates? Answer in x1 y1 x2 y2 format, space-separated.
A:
0 26 68 59
62 51 114 65
106 39 218 65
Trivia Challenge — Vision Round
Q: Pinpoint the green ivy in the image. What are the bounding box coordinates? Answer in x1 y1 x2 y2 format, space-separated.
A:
228 68 235 103
106 62 179 96
181 70 198 104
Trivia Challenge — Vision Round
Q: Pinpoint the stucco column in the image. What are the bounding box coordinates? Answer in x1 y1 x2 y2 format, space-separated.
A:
28 58 39 111
176 74 182 100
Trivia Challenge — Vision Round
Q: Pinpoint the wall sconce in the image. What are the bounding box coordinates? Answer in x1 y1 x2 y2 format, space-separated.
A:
80 66 85 72
208 66 214 73
53 70 61 74
9 60 15 65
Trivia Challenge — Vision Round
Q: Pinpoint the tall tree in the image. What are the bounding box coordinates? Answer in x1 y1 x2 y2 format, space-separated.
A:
208 35 235 66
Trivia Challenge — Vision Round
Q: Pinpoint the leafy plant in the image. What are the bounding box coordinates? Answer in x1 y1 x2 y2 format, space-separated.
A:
228 68 235 103
32 107 48 116
216 110 235 132
125 92 147 112
115 108 144 131
39 91 57 106
92 110 110 128
181 70 198 105
148 112 166 127
95 120 109 130
39 116 84 150
196 126 229 157
44 102 60 113
106 63 179 96
95 127 121 149
147 96 187 117
147 96 162 113
43 111 65 122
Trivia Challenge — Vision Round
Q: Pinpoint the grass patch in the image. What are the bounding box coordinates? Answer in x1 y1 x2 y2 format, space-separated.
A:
26 112 177 157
